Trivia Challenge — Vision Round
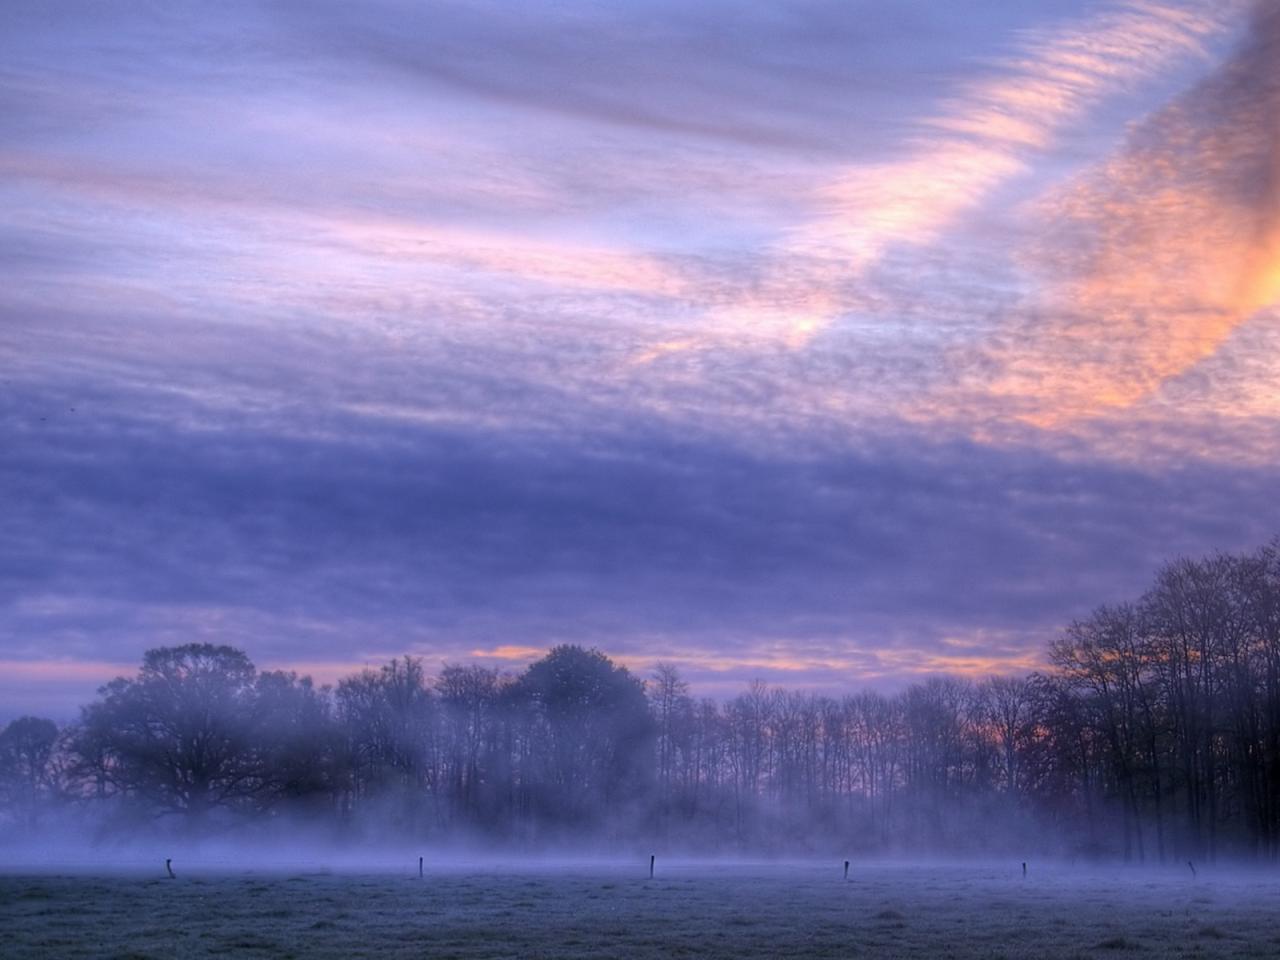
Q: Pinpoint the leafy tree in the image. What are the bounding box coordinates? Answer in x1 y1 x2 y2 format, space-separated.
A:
252 670 340 812
0 716 59 827
74 644 262 825
516 645 654 825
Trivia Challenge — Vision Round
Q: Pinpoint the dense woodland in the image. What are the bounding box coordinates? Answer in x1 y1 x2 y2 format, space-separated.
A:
3 541 1280 861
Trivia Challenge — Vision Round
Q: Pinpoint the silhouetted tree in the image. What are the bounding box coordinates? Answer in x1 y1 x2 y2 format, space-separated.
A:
17 537 1280 859
336 657 436 829
515 645 654 828
436 663 506 826
74 644 263 826
649 663 691 815
253 670 340 813
0 716 60 827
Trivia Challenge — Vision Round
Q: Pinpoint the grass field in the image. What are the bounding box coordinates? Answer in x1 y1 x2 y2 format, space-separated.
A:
4 860 1279 958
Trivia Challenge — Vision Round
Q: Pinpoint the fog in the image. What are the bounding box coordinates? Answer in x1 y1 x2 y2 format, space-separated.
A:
3 543 1280 877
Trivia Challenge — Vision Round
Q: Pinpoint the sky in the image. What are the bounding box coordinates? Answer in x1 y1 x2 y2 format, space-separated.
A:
3 0 1280 718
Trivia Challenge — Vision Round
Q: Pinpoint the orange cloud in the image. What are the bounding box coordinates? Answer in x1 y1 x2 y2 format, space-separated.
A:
975 1 1280 426
723 0 1235 347
874 650 1045 679
315 214 688 298
469 644 545 661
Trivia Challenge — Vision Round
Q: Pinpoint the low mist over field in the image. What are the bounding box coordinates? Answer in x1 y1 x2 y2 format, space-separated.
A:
4 543 1280 867
9 863 1280 960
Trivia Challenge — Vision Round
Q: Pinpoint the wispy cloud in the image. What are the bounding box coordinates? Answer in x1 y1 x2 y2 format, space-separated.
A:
714 0 1236 345
2 0 1278 716
974 1 1280 424
4 353 1275 713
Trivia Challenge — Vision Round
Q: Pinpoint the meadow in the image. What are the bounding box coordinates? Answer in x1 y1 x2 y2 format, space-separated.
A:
4 859 1280 959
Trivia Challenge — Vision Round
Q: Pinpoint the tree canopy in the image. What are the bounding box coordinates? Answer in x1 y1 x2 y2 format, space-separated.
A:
6 541 1280 859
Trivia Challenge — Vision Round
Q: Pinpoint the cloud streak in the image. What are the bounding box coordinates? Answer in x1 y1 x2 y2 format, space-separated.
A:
1 0 1278 716
3 342 1276 717
725 0 1235 344
973 0 1280 424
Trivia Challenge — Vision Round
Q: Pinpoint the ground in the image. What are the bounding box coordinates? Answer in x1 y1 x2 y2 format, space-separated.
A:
3 860 1278 958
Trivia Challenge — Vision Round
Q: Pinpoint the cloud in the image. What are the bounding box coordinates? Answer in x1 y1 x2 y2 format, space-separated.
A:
3 341 1276 716
1 0 1278 721
725 0 1236 345
279 0 958 155
975 0 1280 423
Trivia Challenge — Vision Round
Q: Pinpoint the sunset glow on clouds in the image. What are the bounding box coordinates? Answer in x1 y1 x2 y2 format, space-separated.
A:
2 0 1279 716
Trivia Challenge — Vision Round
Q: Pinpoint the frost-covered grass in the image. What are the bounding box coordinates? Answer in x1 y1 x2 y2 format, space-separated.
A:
4 860 1280 958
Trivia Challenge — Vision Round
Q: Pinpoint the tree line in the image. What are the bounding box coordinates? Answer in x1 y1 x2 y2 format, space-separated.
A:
3 541 1279 860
